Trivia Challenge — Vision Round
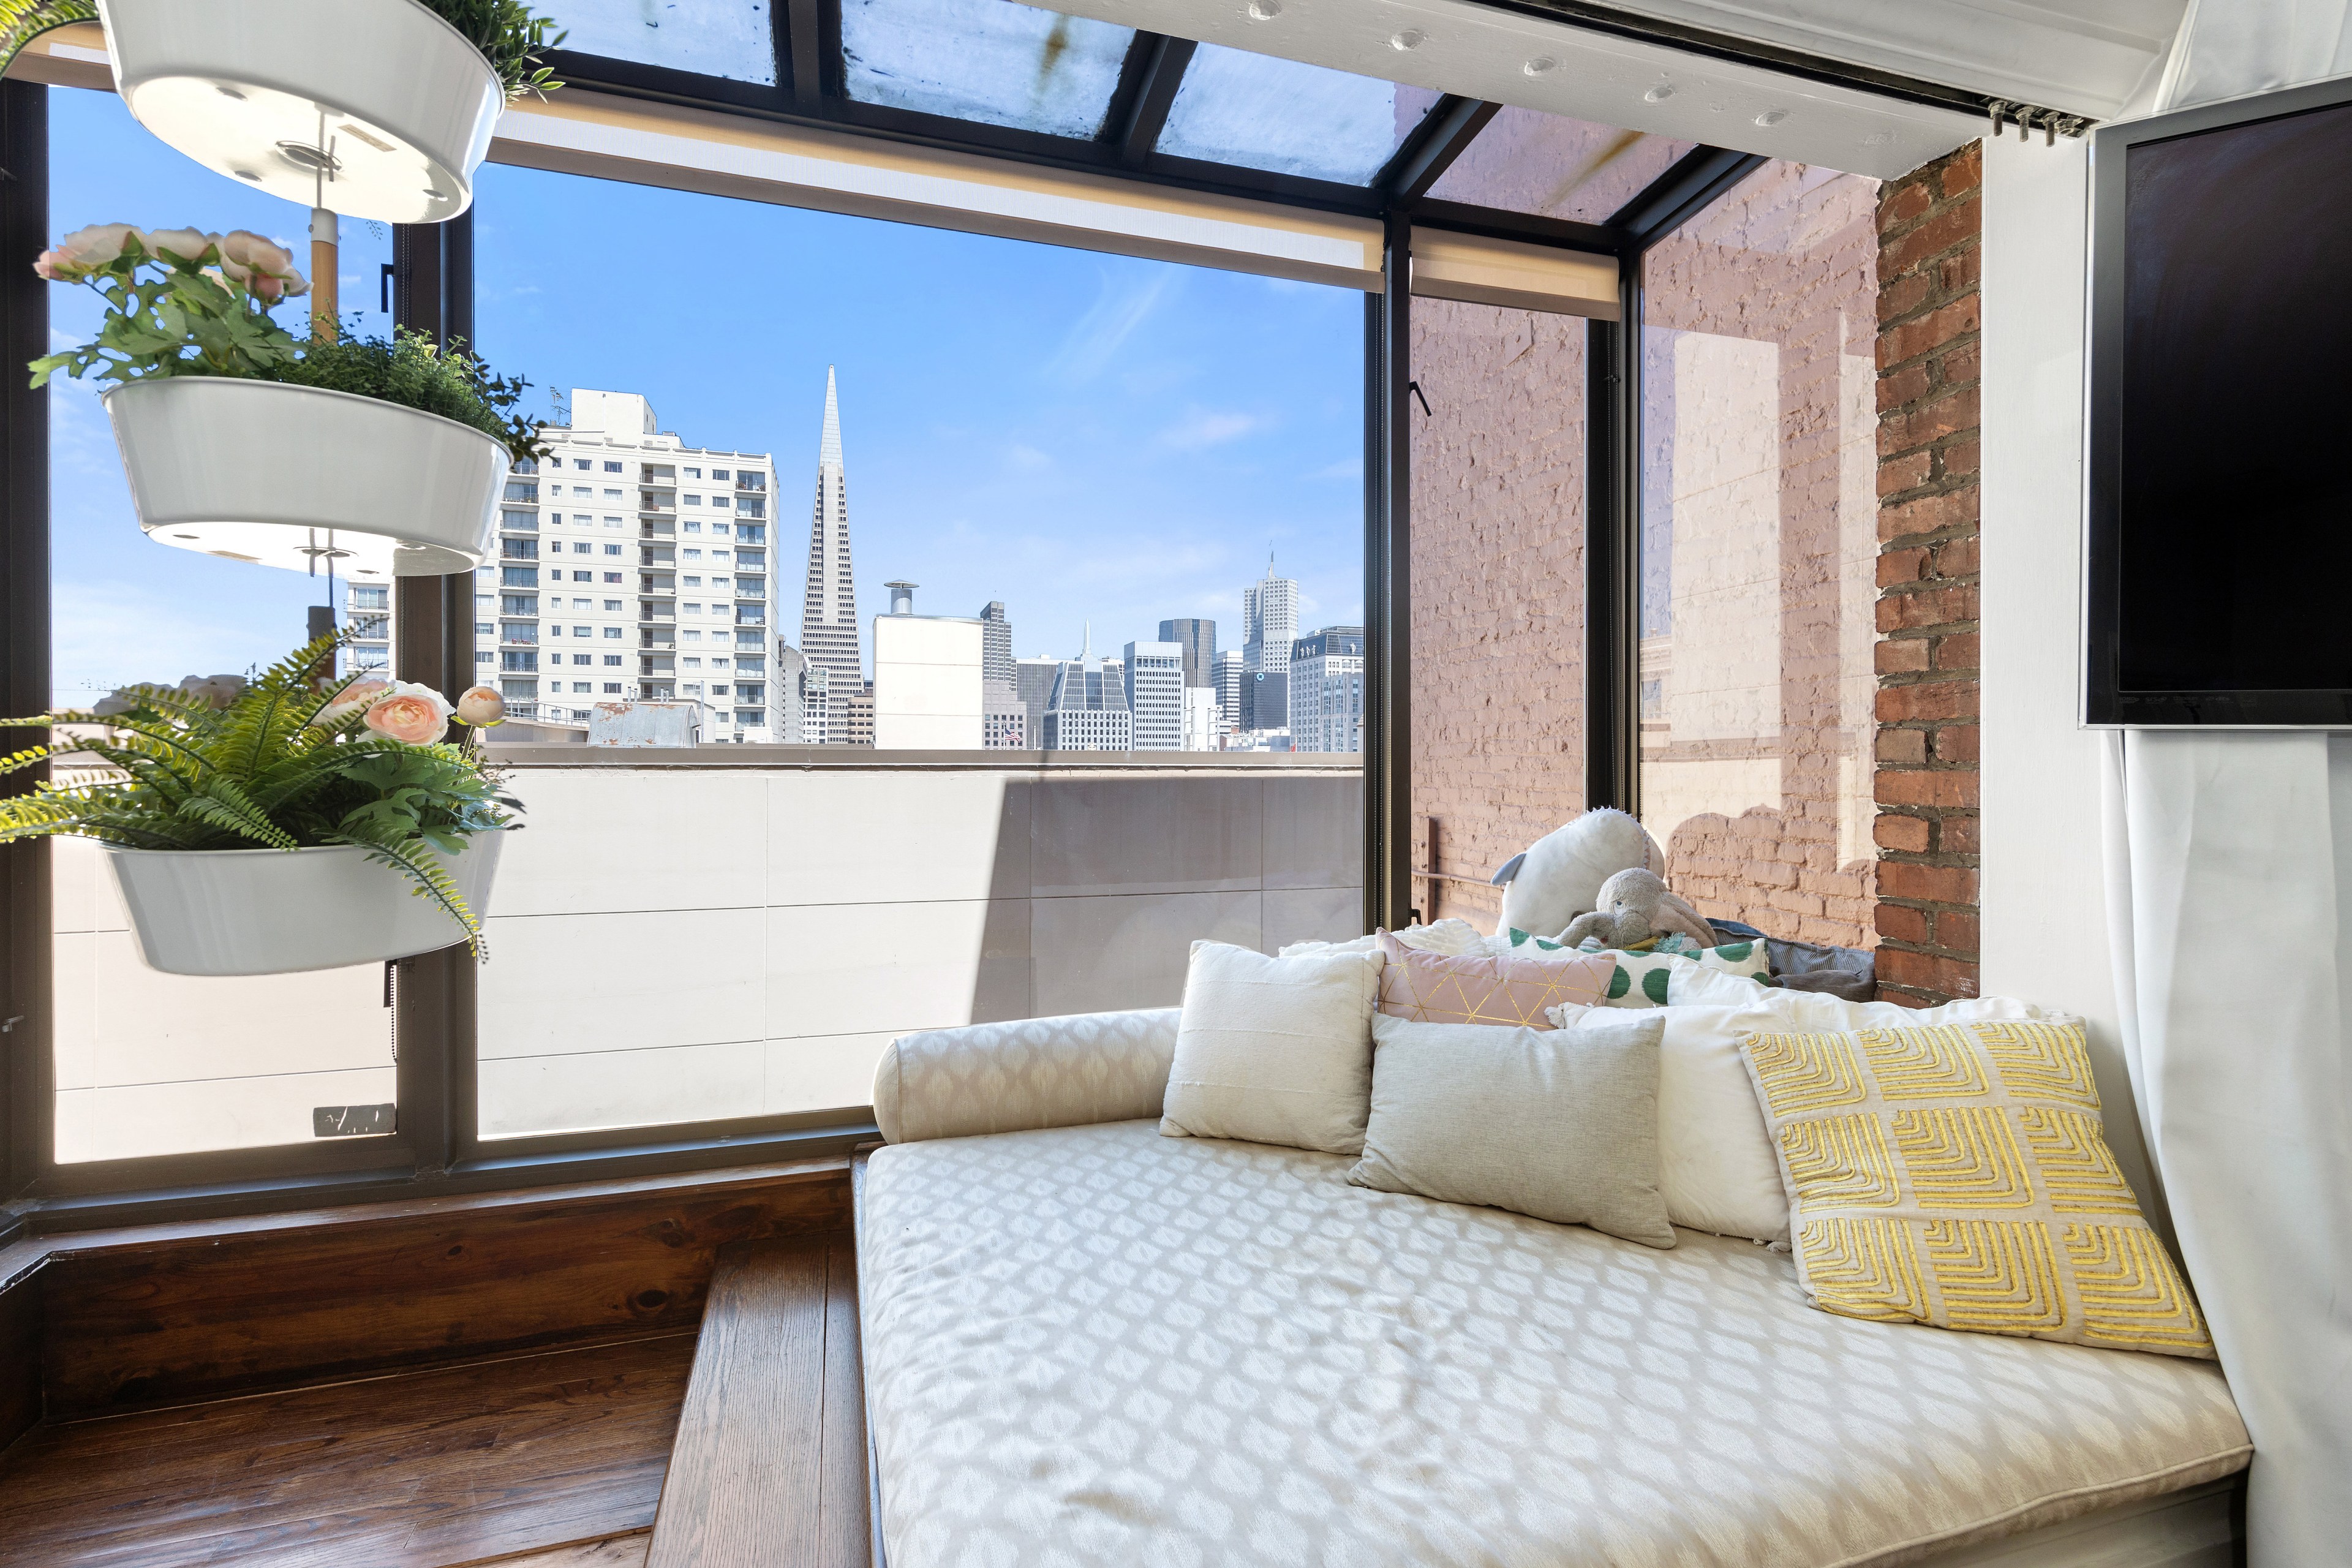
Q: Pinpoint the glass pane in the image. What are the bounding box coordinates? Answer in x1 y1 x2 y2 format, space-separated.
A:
1429 107 1695 224
47 86 399 1163
840 0 1134 139
1408 300 1586 927
546 0 777 85
471 162 1364 1140
1156 44 1442 184
1638 162 1882 948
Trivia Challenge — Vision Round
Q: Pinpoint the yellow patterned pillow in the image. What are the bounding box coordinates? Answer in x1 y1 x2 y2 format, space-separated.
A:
1739 1020 2213 1358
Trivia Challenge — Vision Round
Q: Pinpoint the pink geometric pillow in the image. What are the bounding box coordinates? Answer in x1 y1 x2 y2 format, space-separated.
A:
1374 932 1616 1028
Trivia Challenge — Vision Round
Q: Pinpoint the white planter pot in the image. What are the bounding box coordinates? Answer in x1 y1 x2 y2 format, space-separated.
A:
105 834 503 977
105 378 508 579
97 0 503 224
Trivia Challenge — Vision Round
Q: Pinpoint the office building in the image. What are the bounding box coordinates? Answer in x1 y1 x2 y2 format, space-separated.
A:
982 682 1027 748
1015 655 1058 748
1242 556 1298 677
1157 617 1216 690
801 366 862 741
477 390 777 739
872 582 985 749
1240 669 1289 734
978 601 1014 687
1041 631 1133 750
1182 686 1220 751
1289 625 1365 754
1123 640 1185 750
1213 649 1243 737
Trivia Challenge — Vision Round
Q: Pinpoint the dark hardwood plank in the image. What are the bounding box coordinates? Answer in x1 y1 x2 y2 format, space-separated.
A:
818 1235 870 1564
0 1336 695 1568
36 1166 849 1415
467 1536 651 1568
644 1240 832 1568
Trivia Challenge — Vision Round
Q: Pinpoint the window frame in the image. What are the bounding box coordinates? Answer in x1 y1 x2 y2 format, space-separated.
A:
0 34 1768 1231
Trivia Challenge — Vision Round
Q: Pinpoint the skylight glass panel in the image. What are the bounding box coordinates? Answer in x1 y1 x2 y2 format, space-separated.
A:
1428 108 1695 224
840 0 1136 140
547 0 778 85
1156 45 1441 185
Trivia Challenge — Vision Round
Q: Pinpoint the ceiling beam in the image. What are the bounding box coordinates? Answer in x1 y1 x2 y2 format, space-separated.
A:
1112 34 1198 168
1607 145 1766 251
1381 96 1502 206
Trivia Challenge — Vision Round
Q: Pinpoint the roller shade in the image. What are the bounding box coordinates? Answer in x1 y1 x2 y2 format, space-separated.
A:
1410 228 1619 320
492 91 1385 292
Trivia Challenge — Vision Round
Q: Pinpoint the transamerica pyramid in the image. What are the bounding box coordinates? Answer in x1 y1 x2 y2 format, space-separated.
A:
800 366 862 741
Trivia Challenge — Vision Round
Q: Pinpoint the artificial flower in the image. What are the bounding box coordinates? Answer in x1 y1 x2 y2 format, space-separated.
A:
217 230 308 301
145 228 218 266
33 224 145 282
314 675 391 726
363 682 454 745
454 686 506 726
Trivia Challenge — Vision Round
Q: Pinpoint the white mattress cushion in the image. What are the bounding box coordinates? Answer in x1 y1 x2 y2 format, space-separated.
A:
861 1120 2249 1568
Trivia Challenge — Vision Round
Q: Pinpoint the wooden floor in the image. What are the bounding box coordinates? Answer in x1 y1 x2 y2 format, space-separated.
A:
0 1232 869 1568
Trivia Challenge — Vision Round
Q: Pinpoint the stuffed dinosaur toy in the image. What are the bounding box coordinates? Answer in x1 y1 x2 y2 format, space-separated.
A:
1559 867 1719 951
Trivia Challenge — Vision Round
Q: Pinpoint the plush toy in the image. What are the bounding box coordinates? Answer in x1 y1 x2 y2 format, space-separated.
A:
1494 807 1664 940
1559 867 1719 951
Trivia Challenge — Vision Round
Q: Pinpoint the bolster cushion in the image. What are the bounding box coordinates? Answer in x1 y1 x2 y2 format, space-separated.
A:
871 1008 1182 1144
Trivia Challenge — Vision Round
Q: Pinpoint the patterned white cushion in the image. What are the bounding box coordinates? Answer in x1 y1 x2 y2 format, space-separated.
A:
862 1120 2250 1568
872 1008 1179 1144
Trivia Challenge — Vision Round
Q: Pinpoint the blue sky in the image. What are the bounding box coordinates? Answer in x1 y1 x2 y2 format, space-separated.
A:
47 84 1365 703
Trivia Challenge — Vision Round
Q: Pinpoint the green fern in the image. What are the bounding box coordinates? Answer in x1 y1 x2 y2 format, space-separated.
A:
0 0 96 79
0 630 519 959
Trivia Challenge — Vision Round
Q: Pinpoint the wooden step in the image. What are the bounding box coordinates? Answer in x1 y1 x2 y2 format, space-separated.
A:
644 1236 868 1568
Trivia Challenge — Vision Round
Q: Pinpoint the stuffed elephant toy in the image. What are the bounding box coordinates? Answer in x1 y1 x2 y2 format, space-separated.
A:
1559 868 1719 951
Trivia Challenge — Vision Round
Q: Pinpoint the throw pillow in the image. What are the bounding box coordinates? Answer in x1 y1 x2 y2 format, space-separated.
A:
1159 940 1385 1155
1350 1012 1676 1248
1588 941 1772 1008
1549 1003 1792 1243
1741 1019 2214 1358
1376 931 1615 1027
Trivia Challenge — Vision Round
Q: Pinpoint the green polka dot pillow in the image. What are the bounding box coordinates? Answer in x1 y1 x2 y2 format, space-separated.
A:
1496 928 1772 1007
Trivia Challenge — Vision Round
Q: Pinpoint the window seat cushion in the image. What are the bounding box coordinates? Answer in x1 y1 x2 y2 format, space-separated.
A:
860 1118 2249 1568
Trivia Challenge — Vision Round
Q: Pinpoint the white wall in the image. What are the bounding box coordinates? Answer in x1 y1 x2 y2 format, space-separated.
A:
873 616 984 750
1978 132 2160 1207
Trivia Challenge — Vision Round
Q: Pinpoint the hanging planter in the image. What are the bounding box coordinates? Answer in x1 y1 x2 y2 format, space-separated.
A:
107 834 504 976
0 634 522 978
107 377 506 578
92 0 562 224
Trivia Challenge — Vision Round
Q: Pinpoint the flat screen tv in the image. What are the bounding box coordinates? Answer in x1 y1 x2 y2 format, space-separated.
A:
2086 75 2352 726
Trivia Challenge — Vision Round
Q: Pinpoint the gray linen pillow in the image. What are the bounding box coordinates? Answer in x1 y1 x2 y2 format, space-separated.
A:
1348 1011 1676 1248
1159 940 1385 1155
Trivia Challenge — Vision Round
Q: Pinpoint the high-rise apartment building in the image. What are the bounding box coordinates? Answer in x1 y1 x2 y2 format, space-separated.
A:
1213 649 1243 737
1041 633 1133 750
1156 618 1216 690
1122 641 1185 750
1288 625 1365 753
801 367 862 742
1242 557 1298 677
342 582 391 678
477 390 777 740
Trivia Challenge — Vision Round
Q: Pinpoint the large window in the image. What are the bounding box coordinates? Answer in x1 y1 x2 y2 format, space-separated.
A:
1637 162 1882 948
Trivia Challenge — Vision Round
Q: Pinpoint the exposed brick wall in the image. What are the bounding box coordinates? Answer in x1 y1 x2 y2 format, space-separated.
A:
1874 143 1983 1005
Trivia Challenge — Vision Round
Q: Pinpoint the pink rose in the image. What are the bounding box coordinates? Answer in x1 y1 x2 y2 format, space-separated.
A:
34 223 146 282
218 230 309 300
363 682 453 745
315 675 390 726
454 686 505 726
146 228 219 266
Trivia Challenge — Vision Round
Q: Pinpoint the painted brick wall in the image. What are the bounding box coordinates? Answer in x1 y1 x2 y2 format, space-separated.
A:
1873 143 1983 1004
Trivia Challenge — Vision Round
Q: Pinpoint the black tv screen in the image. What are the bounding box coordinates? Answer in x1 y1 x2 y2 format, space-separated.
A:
2087 80 2352 726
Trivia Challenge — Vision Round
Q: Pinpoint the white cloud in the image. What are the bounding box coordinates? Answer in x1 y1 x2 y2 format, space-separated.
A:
1047 271 1173 383
1306 457 1362 481
1004 443 1052 472
1157 409 1265 451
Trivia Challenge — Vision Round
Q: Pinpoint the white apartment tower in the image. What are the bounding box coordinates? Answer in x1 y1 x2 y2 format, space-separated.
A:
801 367 864 742
477 390 778 739
1242 555 1299 676
1288 625 1366 754
1122 641 1185 750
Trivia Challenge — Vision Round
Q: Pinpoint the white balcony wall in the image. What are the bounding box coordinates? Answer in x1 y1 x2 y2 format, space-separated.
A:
475 761 1363 1140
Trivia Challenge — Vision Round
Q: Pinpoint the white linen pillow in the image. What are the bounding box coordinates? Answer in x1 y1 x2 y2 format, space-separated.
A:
1159 940 1385 1155
1549 985 2065 1243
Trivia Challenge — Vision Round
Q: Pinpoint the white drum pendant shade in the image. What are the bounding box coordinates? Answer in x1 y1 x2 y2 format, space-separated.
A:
97 0 503 224
105 379 509 578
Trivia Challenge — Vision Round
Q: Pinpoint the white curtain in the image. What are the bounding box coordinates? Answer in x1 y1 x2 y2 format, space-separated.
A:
2103 733 2352 1566
2157 0 2352 109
